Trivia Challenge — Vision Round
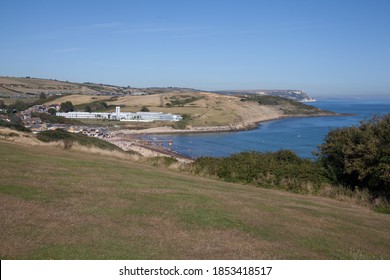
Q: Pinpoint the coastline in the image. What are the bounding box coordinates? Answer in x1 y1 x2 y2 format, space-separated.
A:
106 111 342 160
110 111 342 136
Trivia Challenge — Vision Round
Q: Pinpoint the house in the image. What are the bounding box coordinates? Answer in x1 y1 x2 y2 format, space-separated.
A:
30 123 47 134
22 117 42 127
48 104 61 111
37 106 47 113
0 115 10 122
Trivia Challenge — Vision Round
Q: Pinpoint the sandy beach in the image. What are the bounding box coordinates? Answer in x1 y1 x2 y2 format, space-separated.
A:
106 136 193 163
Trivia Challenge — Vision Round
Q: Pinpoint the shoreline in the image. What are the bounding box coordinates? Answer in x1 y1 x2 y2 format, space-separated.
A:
106 112 343 160
110 112 343 136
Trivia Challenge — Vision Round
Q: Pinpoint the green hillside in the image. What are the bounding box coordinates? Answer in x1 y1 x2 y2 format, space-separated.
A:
1 141 390 259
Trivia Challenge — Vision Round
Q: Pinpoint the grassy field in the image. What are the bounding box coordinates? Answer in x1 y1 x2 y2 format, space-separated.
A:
43 94 110 106
1 140 390 259
1 97 39 105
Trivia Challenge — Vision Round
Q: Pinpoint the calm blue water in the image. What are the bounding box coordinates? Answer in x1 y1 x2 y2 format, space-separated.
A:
144 97 390 159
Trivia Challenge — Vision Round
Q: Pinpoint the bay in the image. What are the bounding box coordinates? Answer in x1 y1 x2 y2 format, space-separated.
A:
143 97 390 159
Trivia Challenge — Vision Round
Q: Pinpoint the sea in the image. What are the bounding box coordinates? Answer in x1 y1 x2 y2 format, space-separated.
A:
143 97 390 159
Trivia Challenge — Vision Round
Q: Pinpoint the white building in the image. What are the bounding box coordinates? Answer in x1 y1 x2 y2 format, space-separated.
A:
56 106 182 122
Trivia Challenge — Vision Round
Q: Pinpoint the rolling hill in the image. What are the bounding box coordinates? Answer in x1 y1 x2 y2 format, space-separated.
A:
1 76 333 130
1 139 389 259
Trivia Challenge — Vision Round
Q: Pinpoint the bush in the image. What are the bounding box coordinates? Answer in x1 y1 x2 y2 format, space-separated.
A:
48 108 56 115
140 106 150 112
75 101 109 112
37 129 121 151
148 156 178 167
60 101 74 113
172 114 191 130
7 100 30 112
192 150 329 193
317 114 390 199
33 95 62 106
169 96 203 106
0 119 31 132
39 92 47 100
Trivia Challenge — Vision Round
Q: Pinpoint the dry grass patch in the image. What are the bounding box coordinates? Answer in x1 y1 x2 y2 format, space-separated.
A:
1 141 390 259
43 94 108 106
107 94 164 107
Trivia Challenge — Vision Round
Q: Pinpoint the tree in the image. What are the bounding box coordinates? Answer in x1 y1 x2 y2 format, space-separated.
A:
8 100 29 113
39 92 47 99
48 108 56 115
85 105 92 113
318 114 390 198
0 100 6 109
60 101 74 113
140 106 150 112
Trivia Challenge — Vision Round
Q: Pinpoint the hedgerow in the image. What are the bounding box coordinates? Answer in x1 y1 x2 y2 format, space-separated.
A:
193 150 330 193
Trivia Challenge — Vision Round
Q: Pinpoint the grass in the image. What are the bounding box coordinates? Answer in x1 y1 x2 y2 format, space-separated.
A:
37 129 120 151
1 97 39 105
241 95 333 115
1 140 390 259
43 94 109 106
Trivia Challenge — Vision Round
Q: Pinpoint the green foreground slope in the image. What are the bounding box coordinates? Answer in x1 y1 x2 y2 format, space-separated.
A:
1 141 390 259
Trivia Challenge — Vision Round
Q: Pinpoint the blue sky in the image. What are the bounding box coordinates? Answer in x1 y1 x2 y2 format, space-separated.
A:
1 0 390 96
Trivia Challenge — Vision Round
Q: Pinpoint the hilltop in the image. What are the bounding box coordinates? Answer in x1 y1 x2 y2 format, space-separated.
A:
214 89 316 102
0 76 317 101
0 76 140 98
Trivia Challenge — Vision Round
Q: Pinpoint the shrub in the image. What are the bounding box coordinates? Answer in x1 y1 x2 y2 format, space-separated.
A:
172 114 191 130
60 101 74 112
140 106 150 112
33 95 62 106
75 101 109 112
63 138 73 150
169 96 203 106
0 119 31 132
7 100 30 112
317 114 390 199
37 129 121 151
148 156 178 167
192 151 329 193
48 108 56 115
39 92 47 100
